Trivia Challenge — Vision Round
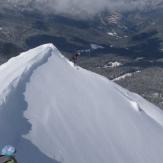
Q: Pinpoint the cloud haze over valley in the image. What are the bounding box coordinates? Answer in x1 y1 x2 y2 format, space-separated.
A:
5 0 163 17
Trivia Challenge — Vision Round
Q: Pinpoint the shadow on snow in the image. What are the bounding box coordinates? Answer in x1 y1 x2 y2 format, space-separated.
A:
0 49 60 163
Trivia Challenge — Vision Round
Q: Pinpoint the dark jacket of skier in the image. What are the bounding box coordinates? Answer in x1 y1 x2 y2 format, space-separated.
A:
71 52 80 64
0 155 17 163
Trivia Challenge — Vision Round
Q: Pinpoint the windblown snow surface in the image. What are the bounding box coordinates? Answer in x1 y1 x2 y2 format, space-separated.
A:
1 44 163 163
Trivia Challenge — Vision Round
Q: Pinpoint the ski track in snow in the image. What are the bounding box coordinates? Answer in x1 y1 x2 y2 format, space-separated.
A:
0 44 163 163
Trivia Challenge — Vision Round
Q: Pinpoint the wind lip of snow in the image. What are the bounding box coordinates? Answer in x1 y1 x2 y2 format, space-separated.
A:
130 101 141 112
0 43 56 105
0 42 81 105
114 84 163 127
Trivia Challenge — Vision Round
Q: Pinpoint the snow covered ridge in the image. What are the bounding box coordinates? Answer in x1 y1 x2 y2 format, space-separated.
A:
0 44 56 105
1 44 163 163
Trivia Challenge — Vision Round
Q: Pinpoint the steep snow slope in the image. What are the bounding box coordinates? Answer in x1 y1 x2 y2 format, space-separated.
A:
1 44 163 163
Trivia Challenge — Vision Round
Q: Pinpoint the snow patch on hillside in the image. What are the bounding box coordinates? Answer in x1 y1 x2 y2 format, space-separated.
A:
78 43 104 54
108 32 117 36
113 71 140 81
105 61 122 68
98 61 122 69
90 44 104 50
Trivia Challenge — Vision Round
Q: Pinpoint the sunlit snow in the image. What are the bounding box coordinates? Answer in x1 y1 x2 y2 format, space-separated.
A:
0 44 163 163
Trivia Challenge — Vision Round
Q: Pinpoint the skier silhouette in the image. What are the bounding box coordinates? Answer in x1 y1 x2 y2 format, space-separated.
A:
71 51 80 65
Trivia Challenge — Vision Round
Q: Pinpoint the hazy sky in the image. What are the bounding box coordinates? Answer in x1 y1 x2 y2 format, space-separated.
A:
7 0 162 17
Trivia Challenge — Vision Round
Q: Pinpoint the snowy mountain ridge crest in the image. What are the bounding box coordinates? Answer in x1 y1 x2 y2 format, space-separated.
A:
0 44 56 105
0 43 163 126
1 43 163 163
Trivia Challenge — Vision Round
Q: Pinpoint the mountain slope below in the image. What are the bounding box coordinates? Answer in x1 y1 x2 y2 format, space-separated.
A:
0 44 163 163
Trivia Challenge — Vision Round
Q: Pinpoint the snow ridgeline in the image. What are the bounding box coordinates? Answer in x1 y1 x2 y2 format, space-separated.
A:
0 44 55 105
1 44 163 163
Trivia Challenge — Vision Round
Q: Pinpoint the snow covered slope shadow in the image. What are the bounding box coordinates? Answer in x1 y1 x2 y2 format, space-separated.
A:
0 44 60 163
1 44 163 163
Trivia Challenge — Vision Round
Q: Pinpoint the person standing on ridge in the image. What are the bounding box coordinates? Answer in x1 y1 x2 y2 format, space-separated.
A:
71 51 81 65
0 145 17 163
